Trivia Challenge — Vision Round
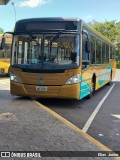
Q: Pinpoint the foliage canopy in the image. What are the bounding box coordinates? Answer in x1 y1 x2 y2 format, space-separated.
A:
89 20 120 68
0 28 3 34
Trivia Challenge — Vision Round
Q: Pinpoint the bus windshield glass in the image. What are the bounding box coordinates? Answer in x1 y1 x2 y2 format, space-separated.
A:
12 33 80 72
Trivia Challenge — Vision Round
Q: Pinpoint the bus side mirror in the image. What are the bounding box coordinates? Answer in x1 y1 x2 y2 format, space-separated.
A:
0 37 6 50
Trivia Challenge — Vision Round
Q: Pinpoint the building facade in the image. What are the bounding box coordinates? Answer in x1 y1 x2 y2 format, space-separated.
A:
0 0 10 5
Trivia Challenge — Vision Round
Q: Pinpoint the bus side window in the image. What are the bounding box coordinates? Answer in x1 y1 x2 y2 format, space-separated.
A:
82 34 89 61
90 36 96 64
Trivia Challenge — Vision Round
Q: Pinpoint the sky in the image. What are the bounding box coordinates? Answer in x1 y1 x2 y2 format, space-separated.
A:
0 0 120 32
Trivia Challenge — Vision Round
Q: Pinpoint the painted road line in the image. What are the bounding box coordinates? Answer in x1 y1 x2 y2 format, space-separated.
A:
0 79 9 81
82 83 116 133
33 99 119 160
0 79 10 84
111 114 120 119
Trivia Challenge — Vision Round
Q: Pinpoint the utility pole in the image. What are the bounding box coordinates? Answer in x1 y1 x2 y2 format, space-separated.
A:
11 2 16 23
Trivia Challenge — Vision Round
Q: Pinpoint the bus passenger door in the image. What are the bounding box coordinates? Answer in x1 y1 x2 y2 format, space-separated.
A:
80 31 91 99
82 31 90 69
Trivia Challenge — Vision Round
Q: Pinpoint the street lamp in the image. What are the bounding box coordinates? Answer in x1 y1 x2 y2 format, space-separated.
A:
11 2 16 23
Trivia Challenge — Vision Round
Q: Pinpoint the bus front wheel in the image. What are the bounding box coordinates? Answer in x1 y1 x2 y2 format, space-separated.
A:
87 77 96 99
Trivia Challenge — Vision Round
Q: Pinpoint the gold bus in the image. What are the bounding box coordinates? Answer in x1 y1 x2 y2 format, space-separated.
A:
0 34 11 75
0 18 116 99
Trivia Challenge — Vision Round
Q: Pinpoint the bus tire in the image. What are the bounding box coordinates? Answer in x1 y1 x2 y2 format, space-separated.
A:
92 75 96 92
87 75 96 99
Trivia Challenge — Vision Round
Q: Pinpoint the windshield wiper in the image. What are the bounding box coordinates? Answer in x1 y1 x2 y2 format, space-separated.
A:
27 31 40 46
47 31 63 46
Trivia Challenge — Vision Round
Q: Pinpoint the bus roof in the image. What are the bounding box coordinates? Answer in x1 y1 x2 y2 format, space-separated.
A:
16 17 81 23
14 17 114 46
14 17 81 33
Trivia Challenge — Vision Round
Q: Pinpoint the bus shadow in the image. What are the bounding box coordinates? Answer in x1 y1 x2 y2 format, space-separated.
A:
0 81 119 109
0 75 9 78
0 89 32 102
36 81 119 109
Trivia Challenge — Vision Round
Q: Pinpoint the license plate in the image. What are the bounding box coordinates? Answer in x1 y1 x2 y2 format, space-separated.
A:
36 86 47 92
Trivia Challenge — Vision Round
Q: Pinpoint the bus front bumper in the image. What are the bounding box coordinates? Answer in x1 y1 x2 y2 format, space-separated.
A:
10 81 80 100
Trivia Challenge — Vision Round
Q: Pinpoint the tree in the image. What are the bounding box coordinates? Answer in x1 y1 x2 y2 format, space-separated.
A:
89 20 120 68
0 28 4 34
115 22 120 50
114 22 120 68
91 20 117 42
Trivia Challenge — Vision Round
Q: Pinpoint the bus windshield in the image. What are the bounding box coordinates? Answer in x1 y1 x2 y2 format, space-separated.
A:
12 33 80 72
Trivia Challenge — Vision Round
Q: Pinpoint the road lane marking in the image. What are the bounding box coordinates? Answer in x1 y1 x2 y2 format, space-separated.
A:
33 99 120 159
111 114 120 119
82 83 116 133
0 79 10 84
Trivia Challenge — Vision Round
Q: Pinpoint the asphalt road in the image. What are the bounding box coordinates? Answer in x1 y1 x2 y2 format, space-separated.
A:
37 70 120 151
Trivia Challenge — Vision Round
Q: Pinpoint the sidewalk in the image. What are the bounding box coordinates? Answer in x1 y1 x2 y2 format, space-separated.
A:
0 80 119 160
113 69 120 82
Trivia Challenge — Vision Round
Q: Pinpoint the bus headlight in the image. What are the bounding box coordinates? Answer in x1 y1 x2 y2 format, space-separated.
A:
10 72 20 83
65 74 80 85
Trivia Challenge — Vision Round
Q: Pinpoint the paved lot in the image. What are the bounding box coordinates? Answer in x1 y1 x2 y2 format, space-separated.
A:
36 70 120 154
0 71 120 159
113 69 120 81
